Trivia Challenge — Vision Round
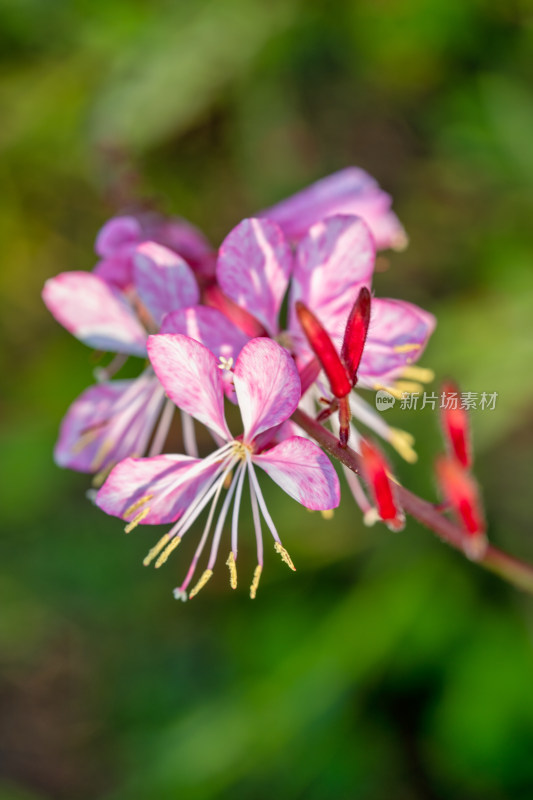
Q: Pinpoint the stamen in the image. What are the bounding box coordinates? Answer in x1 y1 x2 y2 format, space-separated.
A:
148 399 175 457
72 427 101 454
92 464 114 488
393 380 424 395
363 508 381 526
321 509 334 520
373 383 404 400
90 439 114 471
393 343 421 354
247 459 282 545
226 552 238 589
249 469 264 567
342 464 373 516
181 411 198 458
143 533 171 566
124 507 150 533
274 542 296 571
154 535 182 568
206 462 244 571
250 565 262 599
389 428 418 464
401 366 435 383
176 457 238 594
217 356 234 371
124 494 153 518
189 569 213 599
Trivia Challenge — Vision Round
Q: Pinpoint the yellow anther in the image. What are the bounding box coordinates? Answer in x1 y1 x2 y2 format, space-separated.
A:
250 565 263 599
373 383 404 400
226 552 238 589
223 470 233 489
393 380 424 395
124 507 150 533
401 366 435 384
363 508 380 527
274 541 296 571
124 494 154 519
389 428 418 464
90 439 114 471
154 535 182 568
393 342 421 354
218 356 234 371
231 440 252 462
321 509 334 520
189 569 213 598
143 533 171 566
72 428 99 454
92 465 113 488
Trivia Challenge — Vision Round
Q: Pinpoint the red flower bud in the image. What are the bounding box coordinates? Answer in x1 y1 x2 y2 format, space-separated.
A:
440 381 471 468
341 287 371 386
295 301 352 398
360 438 404 530
435 455 486 559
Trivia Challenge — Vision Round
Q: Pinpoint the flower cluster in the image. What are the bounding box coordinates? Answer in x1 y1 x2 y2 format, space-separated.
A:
43 168 437 599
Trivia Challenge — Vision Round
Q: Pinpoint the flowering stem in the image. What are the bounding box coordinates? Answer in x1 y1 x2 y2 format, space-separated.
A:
292 408 533 594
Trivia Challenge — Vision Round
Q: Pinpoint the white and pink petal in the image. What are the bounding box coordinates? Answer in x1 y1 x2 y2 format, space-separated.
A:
259 167 407 251
160 305 249 400
147 334 231 440
133 242 199 326
216 218 292 336
359 298 436 383
233 338 301 441
289 215 375 344
253 436 340 510
42 271 147 356
95 216 142 257
96 454 219 525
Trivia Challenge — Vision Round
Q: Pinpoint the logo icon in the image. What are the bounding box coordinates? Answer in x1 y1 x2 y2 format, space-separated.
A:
376 389 396 411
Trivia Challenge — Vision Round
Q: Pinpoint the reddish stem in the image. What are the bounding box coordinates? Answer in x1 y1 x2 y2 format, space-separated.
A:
291 407 533 594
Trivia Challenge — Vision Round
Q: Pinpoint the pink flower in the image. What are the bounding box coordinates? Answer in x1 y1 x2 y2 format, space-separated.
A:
96 337 340 599
210 214 435 460
42 243 245 476
94 213 214 288
258 167 408 251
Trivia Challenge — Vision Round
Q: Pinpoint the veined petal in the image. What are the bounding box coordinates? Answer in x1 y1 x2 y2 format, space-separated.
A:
133 242 199 326
42 271 147 356
216 218 292 336
147 334 230 440
95 216 142 257
160 305 248 358
359 298 436 383
253 436 340 510
259 167 407 251
146 216 214 277
54 376 164 473
233 338 301 441
94 252 135 289
289 215 375 342
96 454 219 525
160 305 249 399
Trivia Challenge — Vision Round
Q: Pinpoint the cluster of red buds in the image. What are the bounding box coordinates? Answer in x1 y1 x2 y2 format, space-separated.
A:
436 382 486 560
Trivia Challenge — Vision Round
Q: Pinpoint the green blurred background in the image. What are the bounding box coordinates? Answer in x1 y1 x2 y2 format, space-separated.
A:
2 1 533 798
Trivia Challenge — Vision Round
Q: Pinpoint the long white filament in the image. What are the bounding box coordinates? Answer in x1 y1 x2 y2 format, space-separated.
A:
249 472 264 566
246 457 281 544
207 462 244 570
178 459 237 592
181 411 199 457
230 459 248 558
149 398 175 457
